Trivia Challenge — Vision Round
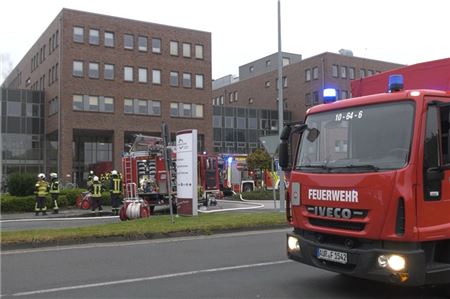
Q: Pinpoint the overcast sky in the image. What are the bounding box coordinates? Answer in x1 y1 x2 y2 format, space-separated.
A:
1 0 449 84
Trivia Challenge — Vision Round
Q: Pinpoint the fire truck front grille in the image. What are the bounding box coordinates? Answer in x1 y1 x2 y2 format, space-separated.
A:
308 218 365 231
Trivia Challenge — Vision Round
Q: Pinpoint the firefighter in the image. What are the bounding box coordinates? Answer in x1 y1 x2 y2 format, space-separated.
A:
49 172 60 214
34 173 49 216
88 176 105 215
87 170 95 187
109 170 122 215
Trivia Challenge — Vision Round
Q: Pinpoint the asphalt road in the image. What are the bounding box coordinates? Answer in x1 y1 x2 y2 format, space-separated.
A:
1 229 447 298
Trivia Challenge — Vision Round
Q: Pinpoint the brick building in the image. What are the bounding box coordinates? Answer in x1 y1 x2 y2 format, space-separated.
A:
211 51 404 154
3 9 212 185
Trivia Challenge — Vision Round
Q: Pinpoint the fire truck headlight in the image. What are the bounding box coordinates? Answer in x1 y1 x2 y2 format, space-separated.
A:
387 255 406 271
288 236 300 252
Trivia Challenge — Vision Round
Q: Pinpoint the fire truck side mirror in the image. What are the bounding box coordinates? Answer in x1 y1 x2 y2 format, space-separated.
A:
279 141 289 170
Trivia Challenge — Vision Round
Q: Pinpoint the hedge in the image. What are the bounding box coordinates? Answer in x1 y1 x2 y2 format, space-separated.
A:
0 189 112 213
232 190 280 201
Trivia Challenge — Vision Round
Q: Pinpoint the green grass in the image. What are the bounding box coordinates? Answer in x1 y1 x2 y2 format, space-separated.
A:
1 212 286 246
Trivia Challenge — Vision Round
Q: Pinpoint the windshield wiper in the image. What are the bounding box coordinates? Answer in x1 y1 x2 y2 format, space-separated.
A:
297 164 332 171
332 164 379 172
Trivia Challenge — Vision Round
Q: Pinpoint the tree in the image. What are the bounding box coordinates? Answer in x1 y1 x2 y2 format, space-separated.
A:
247 149 272 171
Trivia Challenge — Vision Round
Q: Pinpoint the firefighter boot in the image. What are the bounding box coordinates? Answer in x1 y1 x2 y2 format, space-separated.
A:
43 211 47 216
35 211 39 216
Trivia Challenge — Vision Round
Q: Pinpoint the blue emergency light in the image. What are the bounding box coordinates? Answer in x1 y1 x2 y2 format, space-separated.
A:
323 88 337 103
388 74 404 92
227 157 233 164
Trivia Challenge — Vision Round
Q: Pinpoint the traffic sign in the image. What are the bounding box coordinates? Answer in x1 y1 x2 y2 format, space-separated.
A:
259 135 280 157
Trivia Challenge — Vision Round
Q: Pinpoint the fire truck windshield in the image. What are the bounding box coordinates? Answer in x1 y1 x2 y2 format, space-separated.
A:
296 101 415 172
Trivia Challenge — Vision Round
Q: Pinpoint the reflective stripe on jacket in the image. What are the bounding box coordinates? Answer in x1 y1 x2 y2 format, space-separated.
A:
35 181 49 197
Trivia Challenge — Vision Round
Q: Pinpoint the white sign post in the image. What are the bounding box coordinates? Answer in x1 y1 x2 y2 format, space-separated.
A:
176 130 198 216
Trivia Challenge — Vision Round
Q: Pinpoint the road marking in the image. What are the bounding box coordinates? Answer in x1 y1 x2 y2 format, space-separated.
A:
8 260 292 297
1 228 290 255
0 216 118 223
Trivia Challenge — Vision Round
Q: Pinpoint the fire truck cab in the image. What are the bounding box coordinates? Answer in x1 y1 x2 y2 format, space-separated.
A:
280 74 450 287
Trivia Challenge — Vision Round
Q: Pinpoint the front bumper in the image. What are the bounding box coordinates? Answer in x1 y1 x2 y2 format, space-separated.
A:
286 230 449 286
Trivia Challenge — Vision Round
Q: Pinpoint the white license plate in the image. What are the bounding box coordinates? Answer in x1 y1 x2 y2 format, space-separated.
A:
316 248 348 264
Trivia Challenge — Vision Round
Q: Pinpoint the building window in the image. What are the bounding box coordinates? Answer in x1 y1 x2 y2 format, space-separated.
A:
265 81 271 88
340 66 347 79
195 74 204 89
170 71 179 86
152 69 161 84
73 60 83 77
313 91 319 104
367 69 374 76
150 100 161 115
213 115 222 128
332 65 338 78
349 67 355 80
193 104 203 118
124 34 134 50
282 57 290 66
104 64 114 80
104 31 114 47
88 96 99 111
152 38 161 53
225 116 234 128
360 68 366 78
312 67 319 80
170 103 179 116
170 41 178 56
49 97 59 115
266 60 271 67
305 69 311 82
341 90 349 99
100 97 114 112
182 103 192 117
183 73 192 88
89 62 99 79
73 26 84 43
195 44 204 59
249 66 254 73
138 36 148 52
248 98 254 104
73 95 83 110
124 98 133 113
138 68 148 83
182 43 191 57
89 29 99 45
124 66 133 82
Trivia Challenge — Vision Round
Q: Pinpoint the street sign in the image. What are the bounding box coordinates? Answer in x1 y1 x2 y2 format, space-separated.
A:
259 135 280 157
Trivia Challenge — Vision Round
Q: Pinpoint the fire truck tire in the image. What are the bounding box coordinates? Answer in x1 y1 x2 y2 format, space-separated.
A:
149 206 155 214
119 206 127 221
140 206 150 218
243 184 253 193
81 199 90 210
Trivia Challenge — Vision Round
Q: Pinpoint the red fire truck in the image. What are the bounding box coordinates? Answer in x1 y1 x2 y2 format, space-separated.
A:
279 68 450 287
122 135 221 211
220 154 256 194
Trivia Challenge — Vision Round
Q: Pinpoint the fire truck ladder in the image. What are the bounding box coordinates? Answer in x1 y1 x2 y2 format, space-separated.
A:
124 157 133 185
125 182 138 199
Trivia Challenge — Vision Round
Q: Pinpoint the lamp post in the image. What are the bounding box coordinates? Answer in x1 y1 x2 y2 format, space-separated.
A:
277 0 285 212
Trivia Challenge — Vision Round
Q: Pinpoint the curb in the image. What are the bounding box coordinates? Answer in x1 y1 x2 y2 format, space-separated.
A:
1 224 288 251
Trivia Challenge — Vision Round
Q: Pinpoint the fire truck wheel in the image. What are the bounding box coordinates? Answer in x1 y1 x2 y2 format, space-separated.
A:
119 207 127 221
149 206 155 214
75 195 82 208
140 206 150 218
81 199 90 210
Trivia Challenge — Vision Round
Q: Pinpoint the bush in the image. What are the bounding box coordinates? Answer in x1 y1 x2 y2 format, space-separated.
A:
7 172 36 196
61 188 86 206
0 194 69 213
232 190 280 201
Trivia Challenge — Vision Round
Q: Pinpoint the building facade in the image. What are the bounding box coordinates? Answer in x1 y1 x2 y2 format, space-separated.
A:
1 89 46 185
211 51 404 154
3 9 212 185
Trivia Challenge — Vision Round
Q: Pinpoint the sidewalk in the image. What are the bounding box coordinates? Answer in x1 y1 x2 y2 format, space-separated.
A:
0 206 114 220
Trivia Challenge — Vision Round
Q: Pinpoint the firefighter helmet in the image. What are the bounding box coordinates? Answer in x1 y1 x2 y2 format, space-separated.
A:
111 170 118 175
89 170 94 175
50 172 58 179
93 176 99 182
38 173 46 179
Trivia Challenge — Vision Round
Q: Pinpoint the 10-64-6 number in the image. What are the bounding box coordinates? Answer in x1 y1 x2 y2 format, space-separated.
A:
335 111 363 121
